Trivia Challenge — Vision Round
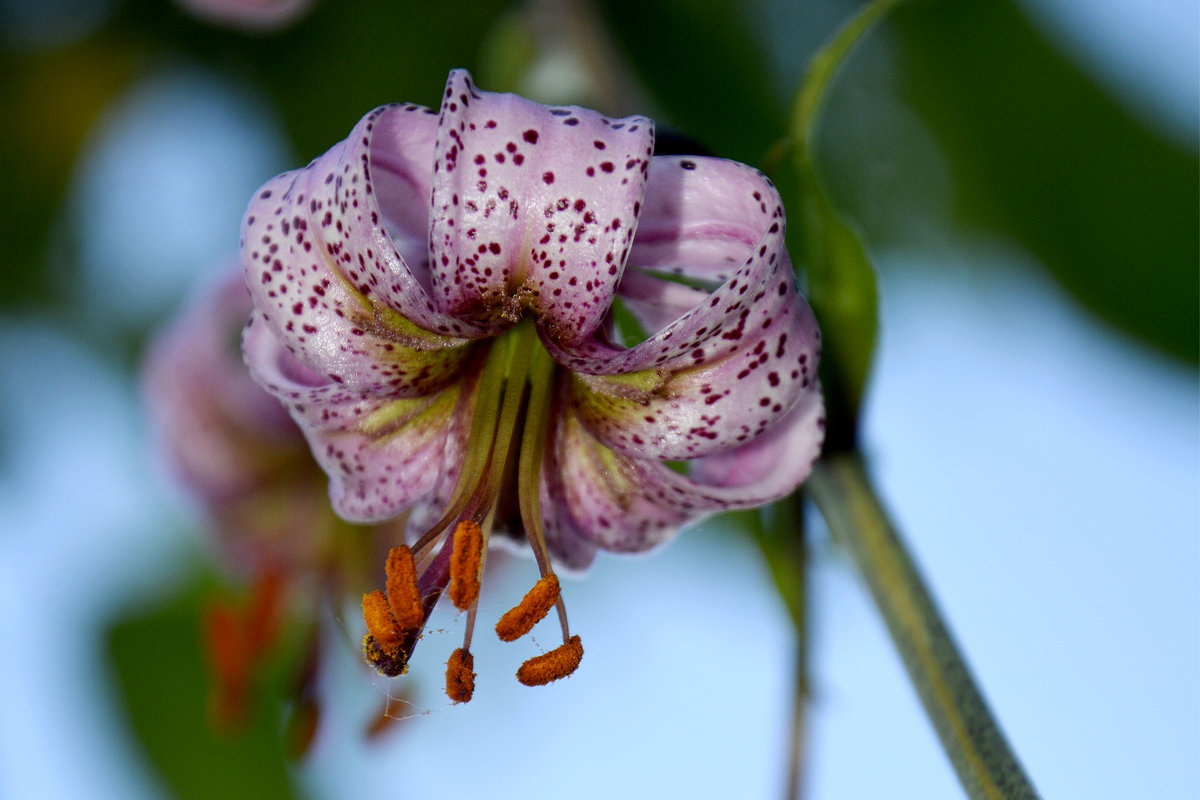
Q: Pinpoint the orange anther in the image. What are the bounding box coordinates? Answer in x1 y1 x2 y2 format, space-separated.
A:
495 573 561 642
361 590 402 646
445 647 476 703
363 634 408 677
448 519 483 610
516 635 583 686
384 545 423 629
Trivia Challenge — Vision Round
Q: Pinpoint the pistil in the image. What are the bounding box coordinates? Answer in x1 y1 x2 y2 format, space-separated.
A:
359 318 584 697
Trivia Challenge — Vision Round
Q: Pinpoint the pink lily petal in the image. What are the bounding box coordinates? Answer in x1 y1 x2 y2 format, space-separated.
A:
428 70 654 344
243 312 467 522
552 387 824 554
242 106 479 398
547 157 821 460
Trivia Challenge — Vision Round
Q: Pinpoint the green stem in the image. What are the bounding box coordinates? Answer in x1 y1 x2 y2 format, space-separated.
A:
792 0 907 162
746 500 809 799
807 452 1041 800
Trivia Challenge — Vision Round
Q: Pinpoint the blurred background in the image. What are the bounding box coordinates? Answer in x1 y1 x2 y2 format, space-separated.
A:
0 0 1195 798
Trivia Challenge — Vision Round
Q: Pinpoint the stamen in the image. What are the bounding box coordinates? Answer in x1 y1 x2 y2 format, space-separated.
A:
495 573 561 642
516 635 584 686
385 545 423 629
448 519 483 610
445 647 476 703
516 344 576 645
361 590 402 646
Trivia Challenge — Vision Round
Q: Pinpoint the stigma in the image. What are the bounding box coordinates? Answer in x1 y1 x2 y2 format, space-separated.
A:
358 320 583 702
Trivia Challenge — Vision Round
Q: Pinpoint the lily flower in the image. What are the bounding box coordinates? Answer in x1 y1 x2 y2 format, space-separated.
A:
241 70 824 702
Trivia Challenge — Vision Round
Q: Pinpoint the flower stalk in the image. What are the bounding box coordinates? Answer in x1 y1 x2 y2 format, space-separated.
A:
808 452 1041 800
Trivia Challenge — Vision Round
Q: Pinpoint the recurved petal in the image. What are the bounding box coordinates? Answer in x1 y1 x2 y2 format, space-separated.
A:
547 156 794 376
243 312 466 522
552 411 693 554
543 157 820 460
428 70 654 343
552 388 825 554
242 107 478 398
570 264 820 460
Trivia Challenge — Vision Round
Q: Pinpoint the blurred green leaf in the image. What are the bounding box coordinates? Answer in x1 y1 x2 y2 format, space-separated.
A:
795 188 878 449
105 0 515 159
0 41 137 310
477 10 540 95
235 0 515 158
1 0 515 321
788 0 902 449
107 570 300 800
893 0 1199 363
593 0 785 165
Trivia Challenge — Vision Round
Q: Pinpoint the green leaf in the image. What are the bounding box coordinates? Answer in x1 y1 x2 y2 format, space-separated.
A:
0 41 136 312
106 569 300 800
237 0 514 159
787 0 903 449
593 0 785 165
892 0 1199 363
102 0 514 161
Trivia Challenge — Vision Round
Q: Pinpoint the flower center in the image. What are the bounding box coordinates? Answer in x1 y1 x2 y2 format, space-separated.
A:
359 319 583 702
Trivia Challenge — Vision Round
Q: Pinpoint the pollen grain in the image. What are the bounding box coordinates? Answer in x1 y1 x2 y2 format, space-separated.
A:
516 635 583 686
448 519 483 610
495 573 561 642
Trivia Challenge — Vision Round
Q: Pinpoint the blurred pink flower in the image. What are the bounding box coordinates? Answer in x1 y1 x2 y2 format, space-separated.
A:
175 0 315 32
143 267 404 738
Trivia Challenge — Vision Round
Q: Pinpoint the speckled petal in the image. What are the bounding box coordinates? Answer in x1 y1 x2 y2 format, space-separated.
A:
549 157 822 461
550 388 823 553
243 312 466 522
428 70 654 343
242 105 481 397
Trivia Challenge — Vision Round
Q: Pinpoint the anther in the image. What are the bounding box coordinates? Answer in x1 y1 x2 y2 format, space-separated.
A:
515 635 583 686
445 647 476 703
495 573 561 642
385 545 423 629
363 634 408 677
361 590 402 646
448 519 483 610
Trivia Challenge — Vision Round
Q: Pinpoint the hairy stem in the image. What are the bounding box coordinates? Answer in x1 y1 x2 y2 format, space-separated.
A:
808 452 1041 800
